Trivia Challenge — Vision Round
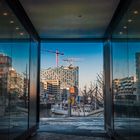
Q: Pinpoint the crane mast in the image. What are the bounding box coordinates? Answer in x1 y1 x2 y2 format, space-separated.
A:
42 49 64 67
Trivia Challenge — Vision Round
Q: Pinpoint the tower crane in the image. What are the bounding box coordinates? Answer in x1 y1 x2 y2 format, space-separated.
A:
42 49 64 67
63 58 81 68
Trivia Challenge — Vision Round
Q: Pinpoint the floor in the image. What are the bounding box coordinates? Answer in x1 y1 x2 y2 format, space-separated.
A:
28 116 140 140
29 132 111 140
39 117 104 134
29 117 109 140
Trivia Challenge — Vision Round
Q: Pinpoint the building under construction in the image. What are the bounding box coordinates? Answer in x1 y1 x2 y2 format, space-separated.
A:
0 54 12 98
41 66 79 89
40 66 79 102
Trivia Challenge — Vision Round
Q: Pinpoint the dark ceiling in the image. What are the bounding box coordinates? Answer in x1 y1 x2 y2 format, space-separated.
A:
0 1 29 39
19 0 120 39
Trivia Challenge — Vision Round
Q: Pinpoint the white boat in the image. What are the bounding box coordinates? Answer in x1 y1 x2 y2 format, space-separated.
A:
51 104 93 116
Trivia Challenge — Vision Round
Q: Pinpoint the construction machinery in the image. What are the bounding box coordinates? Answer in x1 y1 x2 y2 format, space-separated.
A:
42 49 64 67
63 58 82 68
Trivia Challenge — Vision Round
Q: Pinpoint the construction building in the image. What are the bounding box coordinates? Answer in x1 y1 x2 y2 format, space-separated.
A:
40 66 79 102
113 76 136 95
40 79 60 104
0 54 12 100
41 66 79 89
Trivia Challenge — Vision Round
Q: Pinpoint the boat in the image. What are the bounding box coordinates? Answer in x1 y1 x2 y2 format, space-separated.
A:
51 104 94 116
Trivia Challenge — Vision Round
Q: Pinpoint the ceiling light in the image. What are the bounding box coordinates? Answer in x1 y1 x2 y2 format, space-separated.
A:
134 10 138 14
123 26 127 29
128 19 132 23
10 20 14 24
20 32 24 36
16 27 19 30
3 12 8 16
119 31 123 35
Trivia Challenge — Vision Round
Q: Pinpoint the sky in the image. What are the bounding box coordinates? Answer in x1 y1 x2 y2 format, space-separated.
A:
0 42 30 74
41 43 103 90
1 42 140 89
112 42 140 79
0 42 103 89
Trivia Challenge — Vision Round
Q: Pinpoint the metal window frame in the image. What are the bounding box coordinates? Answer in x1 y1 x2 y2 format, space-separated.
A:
5 0 133 139
103 0 133 138
5 0 40 139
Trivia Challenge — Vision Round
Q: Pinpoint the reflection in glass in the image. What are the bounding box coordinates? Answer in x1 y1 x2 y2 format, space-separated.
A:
29 40 38 127
112 42 140 139
0 43 30 139
112 1 140 139
0 1 30 139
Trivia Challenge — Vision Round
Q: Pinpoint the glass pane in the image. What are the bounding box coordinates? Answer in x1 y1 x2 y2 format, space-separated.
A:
112 1 140 139
9 42 30 139
0 43 11 140
0 1 30 139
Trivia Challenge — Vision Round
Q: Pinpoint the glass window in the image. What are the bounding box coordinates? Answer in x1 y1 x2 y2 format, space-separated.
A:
112 1 140 139
0 1 39 139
